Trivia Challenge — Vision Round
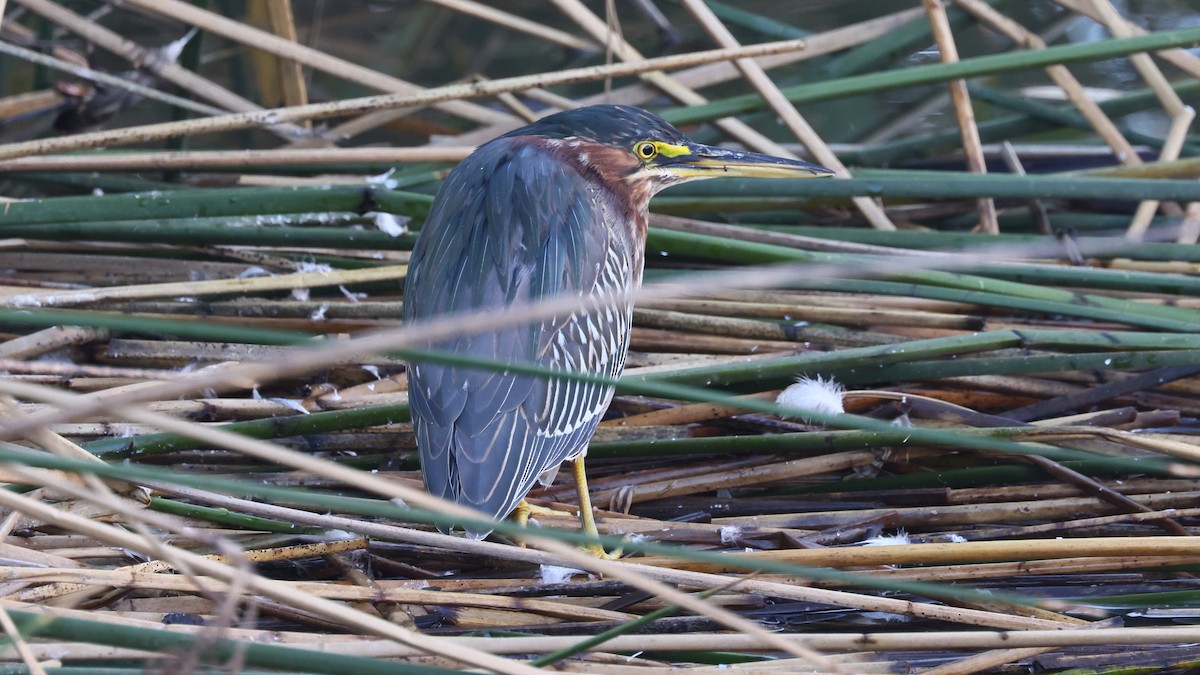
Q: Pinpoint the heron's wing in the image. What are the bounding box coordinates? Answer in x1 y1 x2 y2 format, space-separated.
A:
404 140 630 525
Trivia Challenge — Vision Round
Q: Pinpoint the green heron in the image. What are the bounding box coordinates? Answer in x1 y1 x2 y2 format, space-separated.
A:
403 104 832 552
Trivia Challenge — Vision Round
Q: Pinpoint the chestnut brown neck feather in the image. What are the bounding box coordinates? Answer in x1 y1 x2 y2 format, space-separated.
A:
535 138 651 244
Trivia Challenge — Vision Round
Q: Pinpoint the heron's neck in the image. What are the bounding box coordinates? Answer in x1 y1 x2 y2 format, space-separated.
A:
536 137 650 245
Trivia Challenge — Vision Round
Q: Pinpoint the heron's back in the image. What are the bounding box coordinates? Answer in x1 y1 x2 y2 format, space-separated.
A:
403 137 641 528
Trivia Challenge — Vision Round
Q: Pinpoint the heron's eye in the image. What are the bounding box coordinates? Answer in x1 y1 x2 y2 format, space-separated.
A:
635 142 658 160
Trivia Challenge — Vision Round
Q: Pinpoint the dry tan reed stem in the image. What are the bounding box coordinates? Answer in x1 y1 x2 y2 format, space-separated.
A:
1178 201 1200 243
309 88 569 148
259 0 309 116
0 567 636 622
603 390 780 426
5 626 1198 663
638 536 1200 572
0 147 474 172
107 625 1200 657
0 326 107 359
0 265 409 308
640 296 975 328
919 646 1077 675
1124 112 1192 239
923 0 998 234
589 450 882 505
5 539 367 603
857 555 1200 582
0 605 45 675
1018 426 1200 463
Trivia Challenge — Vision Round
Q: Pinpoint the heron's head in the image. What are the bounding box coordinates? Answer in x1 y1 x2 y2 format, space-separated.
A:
506 104 834 196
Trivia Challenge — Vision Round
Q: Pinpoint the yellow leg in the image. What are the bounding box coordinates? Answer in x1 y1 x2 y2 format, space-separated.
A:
573 456 622 559
511 499 533 547
512 499 533 529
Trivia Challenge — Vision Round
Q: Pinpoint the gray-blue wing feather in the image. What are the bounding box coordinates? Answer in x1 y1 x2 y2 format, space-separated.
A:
404 139 633 527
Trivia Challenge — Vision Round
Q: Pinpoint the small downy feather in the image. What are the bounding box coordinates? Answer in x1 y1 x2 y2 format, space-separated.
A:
775 375 845 420
862 529 910 547
539 565 586 584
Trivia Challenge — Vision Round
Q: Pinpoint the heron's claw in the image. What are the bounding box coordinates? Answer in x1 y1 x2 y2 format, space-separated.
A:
582 540 625 560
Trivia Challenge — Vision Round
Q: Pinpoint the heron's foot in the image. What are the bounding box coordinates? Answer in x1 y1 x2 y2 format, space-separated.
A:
581 540 624 560
511 499 576 548
512 500 576 527
580 510 626 560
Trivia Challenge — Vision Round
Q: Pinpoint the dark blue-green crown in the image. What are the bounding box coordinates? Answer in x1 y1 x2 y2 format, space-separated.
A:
503 104 686 147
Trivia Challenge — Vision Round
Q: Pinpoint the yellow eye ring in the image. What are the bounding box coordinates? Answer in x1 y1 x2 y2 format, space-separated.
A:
635 142 658 160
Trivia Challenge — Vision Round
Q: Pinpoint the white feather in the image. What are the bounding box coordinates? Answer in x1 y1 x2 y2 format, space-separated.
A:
862 530 910 547
776 375 845 419
539 565 586 584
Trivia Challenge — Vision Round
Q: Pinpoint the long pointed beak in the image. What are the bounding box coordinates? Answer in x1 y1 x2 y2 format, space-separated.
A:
659 143 835 180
